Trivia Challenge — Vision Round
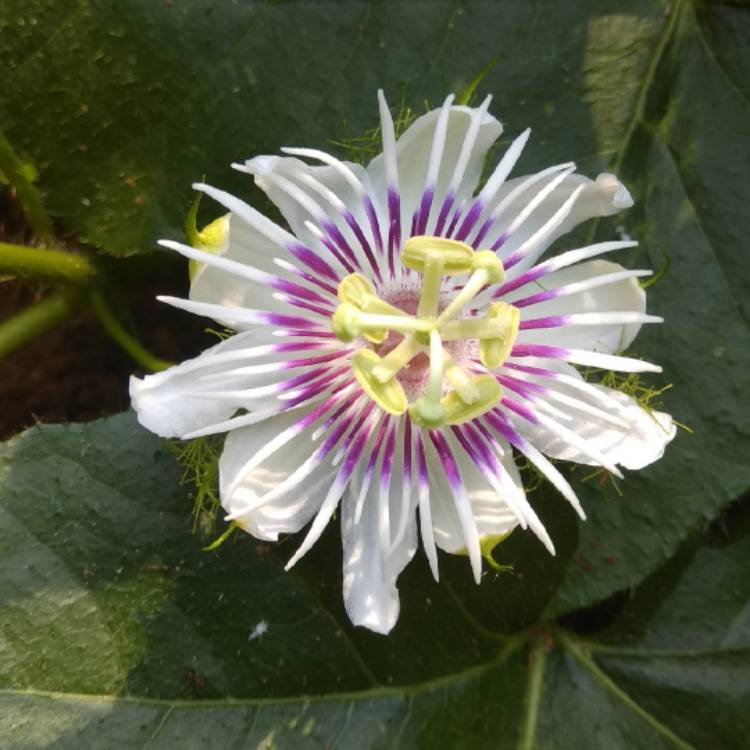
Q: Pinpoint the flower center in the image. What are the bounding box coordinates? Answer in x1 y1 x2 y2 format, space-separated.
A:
330 236 520 427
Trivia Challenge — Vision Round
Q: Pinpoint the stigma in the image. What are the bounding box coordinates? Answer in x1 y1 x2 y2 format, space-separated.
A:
330 236 520 427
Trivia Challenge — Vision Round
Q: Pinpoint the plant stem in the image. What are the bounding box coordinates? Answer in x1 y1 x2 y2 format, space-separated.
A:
0 127 54 241
0 290 79 358
518 636 547 750
0 242 96 284
89 291 173 372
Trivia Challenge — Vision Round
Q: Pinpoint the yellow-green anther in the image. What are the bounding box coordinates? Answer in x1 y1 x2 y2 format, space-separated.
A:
442 374 503 425
470 249 505 284
337 272 375 307
371 335 422 384
330 302 389 344
338 273 405 316
479 302 520 369
352 349 408 415
401 235 475 275
444 355 480 404
441 318 507 341
337 273 405 342
332 303 432 342
362 329 387 345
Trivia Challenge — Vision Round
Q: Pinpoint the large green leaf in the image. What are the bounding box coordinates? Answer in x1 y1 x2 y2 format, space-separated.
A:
546 0 750 614
1 0 749 657
0 0 667 255
1 414 748 748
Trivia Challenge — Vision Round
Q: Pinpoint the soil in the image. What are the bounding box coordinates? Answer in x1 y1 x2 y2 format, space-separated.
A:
0 276 212 441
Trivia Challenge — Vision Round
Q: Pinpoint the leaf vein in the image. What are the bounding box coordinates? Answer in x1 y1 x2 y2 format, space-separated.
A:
560 634 697 750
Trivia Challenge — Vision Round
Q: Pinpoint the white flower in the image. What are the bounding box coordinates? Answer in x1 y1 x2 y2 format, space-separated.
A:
131 92 675 634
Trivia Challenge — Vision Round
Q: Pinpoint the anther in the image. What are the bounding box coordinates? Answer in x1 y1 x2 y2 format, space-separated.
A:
402 236 477 321
442 375 503 425
352 349 408 415
401 235 475 275
443 354 480 404
479 302 520 369
337 273 406 343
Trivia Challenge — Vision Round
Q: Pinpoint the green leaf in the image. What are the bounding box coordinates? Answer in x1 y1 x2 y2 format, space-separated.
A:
547 0 750 615
0 0 668 255
551 497 750 750
2 414 748 747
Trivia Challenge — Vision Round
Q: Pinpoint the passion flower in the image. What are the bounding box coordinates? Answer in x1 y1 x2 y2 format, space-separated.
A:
131 92 675 634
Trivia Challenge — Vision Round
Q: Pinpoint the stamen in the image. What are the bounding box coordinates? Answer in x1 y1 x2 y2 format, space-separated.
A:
337 273 405 343
331 303 432 342
337 273 404 316
351 349 408 415
479 302 520 369
409 329 447 428
371 335 421 383
442 374 502 425
401 235 475 276
440 301 519 371
328 235 510 422
417 254 444 318
441 318 502 340
435 250 504 325
443 353 480 404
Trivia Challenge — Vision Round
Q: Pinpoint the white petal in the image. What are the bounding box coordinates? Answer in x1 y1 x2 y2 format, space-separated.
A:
240 155 375 276
281 146 388 256
515 259 648 353
367 103 503 234
425 432 519 557
192 182 342 288
508 361 676 470
341 424 417 634
129 329 291 438
188 215 329 322
463 423 559 551
491 172 633 274
219 408 340 541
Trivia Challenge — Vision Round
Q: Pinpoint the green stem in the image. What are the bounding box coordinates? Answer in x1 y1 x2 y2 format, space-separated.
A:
89 291 173 372
0 127 54 241
0 290 79 358
0 242 96 284
518 636 547 750
456 58 498 106
202 521 238 552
